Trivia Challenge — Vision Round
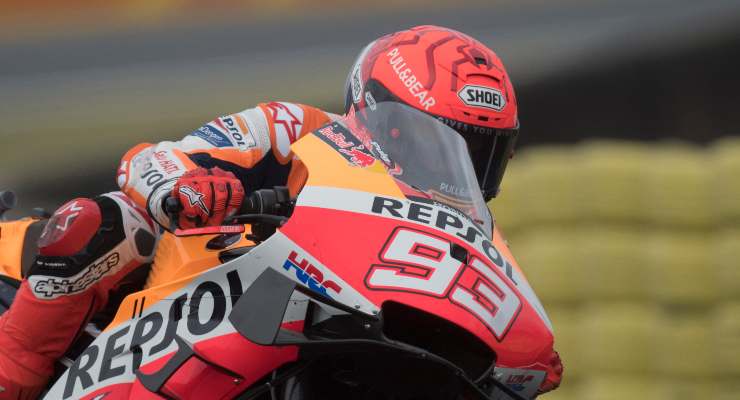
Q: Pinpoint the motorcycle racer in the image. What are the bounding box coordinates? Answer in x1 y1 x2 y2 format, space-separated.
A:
0 25 561 398
0 101 334 399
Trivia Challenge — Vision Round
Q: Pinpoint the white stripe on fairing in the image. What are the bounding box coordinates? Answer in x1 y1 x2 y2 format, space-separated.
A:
297 185 480 231
258 231 380 316
295 186 553 331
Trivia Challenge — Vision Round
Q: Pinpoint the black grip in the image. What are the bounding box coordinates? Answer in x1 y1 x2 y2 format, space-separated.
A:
239 194 260 215
240 186 292 216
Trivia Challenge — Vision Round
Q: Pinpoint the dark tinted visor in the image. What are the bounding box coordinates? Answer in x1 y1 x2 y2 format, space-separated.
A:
462 127 518 200
362 78 518 201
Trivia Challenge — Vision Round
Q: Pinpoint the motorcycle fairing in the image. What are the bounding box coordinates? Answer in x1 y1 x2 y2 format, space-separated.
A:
280 185 553 367
271 133 555 382
43 225 377 399
296 184 553 333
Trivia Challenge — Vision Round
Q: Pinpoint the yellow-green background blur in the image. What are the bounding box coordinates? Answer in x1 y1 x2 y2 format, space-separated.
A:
496 139 740 399
1 1 739 399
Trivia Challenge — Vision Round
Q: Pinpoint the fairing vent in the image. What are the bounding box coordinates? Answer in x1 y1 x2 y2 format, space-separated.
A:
381 301 496 380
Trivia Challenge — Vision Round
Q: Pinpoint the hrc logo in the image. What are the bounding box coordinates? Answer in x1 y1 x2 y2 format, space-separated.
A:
283 250 342 298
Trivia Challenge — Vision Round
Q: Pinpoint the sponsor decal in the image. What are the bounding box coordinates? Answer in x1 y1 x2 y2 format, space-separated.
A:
506 374 534 392
61 269 245 399
338 147 375 168
386 48 436 111
439 182 469 197
153 151 181 175
140 169 164 189
364 90 377 111
370 141 391 165
494 368 547 399
351 62 363 104
458 84 506 111
32 252 121 298
283 250 342 298
48 200 83 234
178 186 209 215
267 102 304 157
368 140 401 175
435 115 498 136
317 125 354 149
370 196 516 284
190 124 232 148
219 116 256 150
316 123 376 168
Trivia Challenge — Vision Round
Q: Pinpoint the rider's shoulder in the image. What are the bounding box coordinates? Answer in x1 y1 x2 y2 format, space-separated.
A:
252 101 333 126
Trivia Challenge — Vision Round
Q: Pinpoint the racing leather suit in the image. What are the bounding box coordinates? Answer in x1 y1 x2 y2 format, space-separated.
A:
0 102 333 398
118 101 334 230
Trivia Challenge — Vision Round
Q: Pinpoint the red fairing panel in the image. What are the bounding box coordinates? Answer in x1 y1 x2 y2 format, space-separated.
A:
78 326 300 400
280 201 554 370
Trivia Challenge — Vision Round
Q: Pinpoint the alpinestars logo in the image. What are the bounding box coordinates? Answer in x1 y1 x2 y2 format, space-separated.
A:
458 85 506 111
32 252 120 298
179 185 209 214
52 201 83 232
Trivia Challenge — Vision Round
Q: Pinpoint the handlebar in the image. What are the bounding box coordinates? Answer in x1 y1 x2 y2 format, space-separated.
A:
167 186 295 241
239 186 293 217
165 186 293 219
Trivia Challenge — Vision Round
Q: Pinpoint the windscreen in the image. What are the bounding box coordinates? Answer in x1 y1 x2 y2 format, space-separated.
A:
340 102 493 239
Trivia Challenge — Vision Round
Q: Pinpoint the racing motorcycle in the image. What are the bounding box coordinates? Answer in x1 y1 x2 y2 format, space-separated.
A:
0 102 557 399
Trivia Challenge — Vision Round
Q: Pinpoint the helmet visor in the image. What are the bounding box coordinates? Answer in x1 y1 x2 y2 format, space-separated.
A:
461 127 518 201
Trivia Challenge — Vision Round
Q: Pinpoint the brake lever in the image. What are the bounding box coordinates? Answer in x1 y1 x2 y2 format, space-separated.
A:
174 225 246 237
226 214 288 226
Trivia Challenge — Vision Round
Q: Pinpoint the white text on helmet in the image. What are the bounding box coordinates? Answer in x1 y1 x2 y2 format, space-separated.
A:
386 48 436 111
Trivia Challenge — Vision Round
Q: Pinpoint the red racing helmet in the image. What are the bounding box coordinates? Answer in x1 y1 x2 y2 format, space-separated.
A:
344 25 519 201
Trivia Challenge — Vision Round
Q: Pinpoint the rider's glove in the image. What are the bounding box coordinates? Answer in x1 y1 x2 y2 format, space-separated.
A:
171 167 244 229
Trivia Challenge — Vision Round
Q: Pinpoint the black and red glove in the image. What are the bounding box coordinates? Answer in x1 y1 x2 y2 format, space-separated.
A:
171 167 244 229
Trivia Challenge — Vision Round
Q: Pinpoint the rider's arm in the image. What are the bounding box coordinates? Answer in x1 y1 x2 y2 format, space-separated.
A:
117 102 333 229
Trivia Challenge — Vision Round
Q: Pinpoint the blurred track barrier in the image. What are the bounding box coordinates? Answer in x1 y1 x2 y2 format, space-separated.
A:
492 138 740 398
716 229 740 300
714 138 740 225
714 302 740 376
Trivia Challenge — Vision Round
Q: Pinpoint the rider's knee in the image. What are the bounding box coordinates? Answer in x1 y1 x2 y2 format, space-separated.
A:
26 192 158 300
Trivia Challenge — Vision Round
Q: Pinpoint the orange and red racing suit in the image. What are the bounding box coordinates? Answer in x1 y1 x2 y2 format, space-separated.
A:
0 101 333 398
118 101 335 230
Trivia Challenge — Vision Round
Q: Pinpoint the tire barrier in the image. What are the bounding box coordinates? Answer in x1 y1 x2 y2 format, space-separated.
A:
491 138 740 398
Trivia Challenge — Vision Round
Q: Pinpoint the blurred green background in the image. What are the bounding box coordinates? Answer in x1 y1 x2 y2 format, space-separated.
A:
495 139 740 399
1 0 740 398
